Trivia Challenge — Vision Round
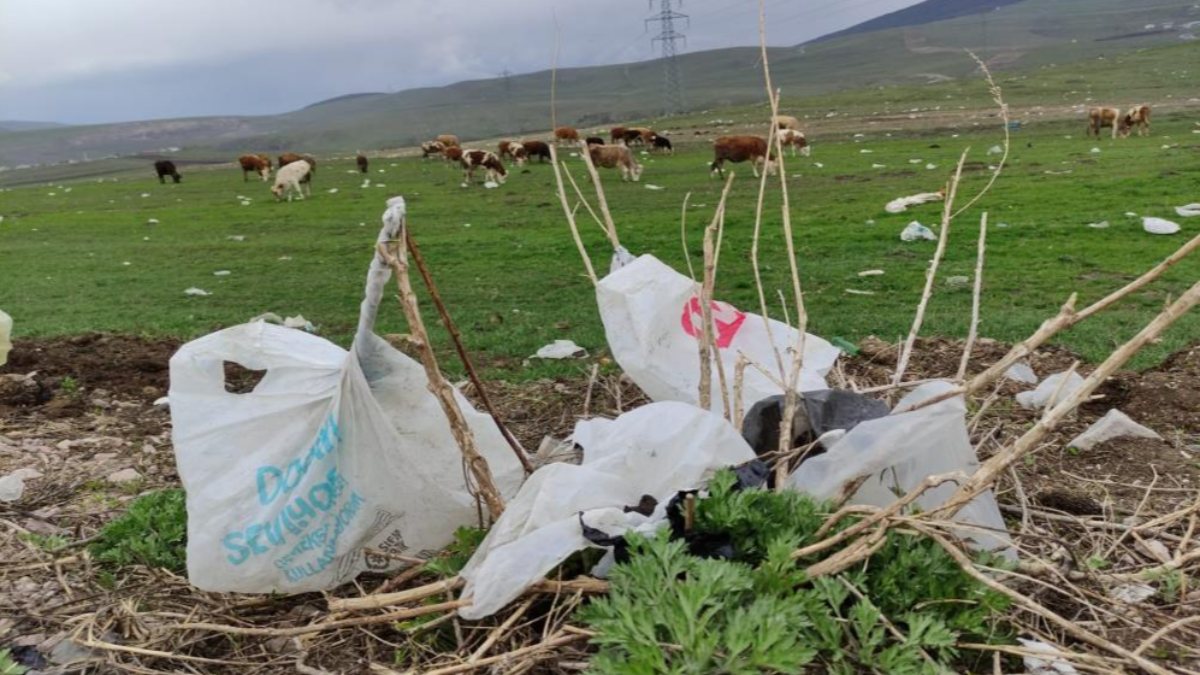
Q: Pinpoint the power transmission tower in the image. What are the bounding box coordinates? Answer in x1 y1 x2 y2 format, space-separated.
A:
645 0 688 115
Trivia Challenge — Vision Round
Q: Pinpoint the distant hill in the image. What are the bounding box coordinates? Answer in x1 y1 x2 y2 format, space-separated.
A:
812 0 1029 43
0 120 66 133
1 0 1196 168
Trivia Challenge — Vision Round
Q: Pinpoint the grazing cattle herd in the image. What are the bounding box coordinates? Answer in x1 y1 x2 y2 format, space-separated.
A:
148 101 1159 200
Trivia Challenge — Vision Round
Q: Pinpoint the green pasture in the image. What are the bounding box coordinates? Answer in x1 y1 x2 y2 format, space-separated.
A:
1 113 1197 379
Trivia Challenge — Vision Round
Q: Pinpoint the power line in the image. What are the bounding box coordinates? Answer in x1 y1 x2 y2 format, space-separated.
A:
645 0 688 115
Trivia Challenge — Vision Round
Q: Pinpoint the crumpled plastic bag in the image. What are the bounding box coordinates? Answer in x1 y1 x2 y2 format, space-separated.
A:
1018 638 1080 674
787 381 1012 556
885 191 944 214
1068 409 1160 451
1016 371 1085 410
900 221 937 241
1176 203 1200 217
457 401 756 619
1003 361 1038 385
0 309 11 366
532 340 587 359
1142 217 1181 235
597 251 839 415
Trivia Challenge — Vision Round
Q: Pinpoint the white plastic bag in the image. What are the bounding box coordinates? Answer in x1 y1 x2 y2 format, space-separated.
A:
1068 409 1160 451
1016 370 1085 410
169 197 523 593
1176 203 1200 217
787 381 1012 555
900 221 937 241
0 309 11 366
885 192 943 214
458 401 756 619
597 252 839 415
1142 217 1181 235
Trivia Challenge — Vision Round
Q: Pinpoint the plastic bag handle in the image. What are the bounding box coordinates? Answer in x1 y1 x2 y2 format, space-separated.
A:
356 197 407 345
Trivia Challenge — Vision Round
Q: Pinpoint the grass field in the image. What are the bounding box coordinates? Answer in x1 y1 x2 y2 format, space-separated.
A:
2 109 1198 380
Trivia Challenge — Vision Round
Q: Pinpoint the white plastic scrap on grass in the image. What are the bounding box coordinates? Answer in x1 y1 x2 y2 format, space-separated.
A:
168 196 524 593
885 192 944 214
1019 638 1080 675
533 339 586 360
183 287 211 297
0 309 11 366
1003 360 1038 385
1143 217 1181 235
1068 409 1160 451
458 401 756 619
1087 221 1109 229
1174 203 1200 217
597 251 839 416
1016 370 1085 410
787 381 1013 556
900 221 937 242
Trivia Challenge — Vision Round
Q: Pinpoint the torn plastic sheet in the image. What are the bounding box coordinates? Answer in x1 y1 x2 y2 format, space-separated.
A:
1068 409 1160 451
457 401 756 620
597 252 839 416
741 390 889 458
787 381 1013 556
885 191 944 214
1016 370 1085 410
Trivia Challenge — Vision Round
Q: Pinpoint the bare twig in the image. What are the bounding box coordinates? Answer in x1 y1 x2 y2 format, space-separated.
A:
957 212 988 380
550 146 598 285
952 52 1009 219
680 190 695 281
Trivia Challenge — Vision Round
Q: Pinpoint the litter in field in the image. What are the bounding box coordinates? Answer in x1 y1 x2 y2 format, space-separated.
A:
226 235 245 241
1087 221 1109 229
1016 370 1085 410
844 288 875 296
278 256 292 261
644 184 665 190
1109 583 1156 605
0 309 11 367
141 193 150 198
987 145 1003 155
885 191 944 214
1125 211 1138 217
212 270 230 276
945 275 970 288
909 159 922 164
533 339 586 359
1003 361 1038 385
1176 203 1200 217
183 287 211 297
483 181 499 189
0 468 41 503
374 183 387 188
1068 409 1160 451
146 218 159 225
1143 217 1181 235
121 261 131 266
926 163 937 170
1019 639 1079 675
814 162 824 168
858 269 884 277
900 221 937 241
1090 147 1101 154
859 149 874 154
871 163 887 169
328 188 339 194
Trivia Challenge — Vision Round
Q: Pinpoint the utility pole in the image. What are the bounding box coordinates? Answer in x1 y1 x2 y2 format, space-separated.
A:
645 0 688 115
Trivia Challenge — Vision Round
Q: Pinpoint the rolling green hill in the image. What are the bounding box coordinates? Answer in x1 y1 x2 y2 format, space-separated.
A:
0 0 1195 172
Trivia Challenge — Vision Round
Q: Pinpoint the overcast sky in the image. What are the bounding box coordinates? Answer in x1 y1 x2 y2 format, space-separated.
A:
0 0 922 125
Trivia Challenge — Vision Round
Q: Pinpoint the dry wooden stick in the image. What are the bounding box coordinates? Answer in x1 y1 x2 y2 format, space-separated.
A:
405 230 534 474
933 279 1200 520
329 576 609 613
898 231 1200 413
549 146 597 285
680 190 695 280
467 598 534 664
952 52 1009 220
957 212 988 380
560 163 608 235
576 140 620 249
912 524 1175 675
893 149 969 386
171 600 467 638
378 238 505 520
421 631 588 675
696 175 736 415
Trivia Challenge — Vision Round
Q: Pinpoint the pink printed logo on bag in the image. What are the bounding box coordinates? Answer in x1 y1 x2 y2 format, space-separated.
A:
680 296 747 348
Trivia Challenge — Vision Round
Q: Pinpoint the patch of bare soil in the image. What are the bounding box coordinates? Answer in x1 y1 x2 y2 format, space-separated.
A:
2 334 1198 672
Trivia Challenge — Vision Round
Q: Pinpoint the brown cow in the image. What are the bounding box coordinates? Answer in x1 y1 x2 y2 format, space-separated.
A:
609 126 627 144
421 140 446 158
1122 104 1151 137
588 144 642 182
238 154 271 182
460 150 507 185
554 126 580 145
154 160 181 184
436 134 460 148
711 136 775 178
778 129 810 157
279 153 317 173
356 153 369 173
585 136 605 146
773 115 802 131
509 145 528 166
1087 107 1122 139
443 146 464 163
521 140 551 163
498 139 518 160
620 127 655 146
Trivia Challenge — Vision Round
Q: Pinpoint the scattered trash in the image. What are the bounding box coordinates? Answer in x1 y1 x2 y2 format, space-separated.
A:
987 145 1003 155
183 287 211 296
141 193 151 198
1003 361 1038 385
463 223 472 228
278 256 293 261
0 309 11 366
1136 539 1171 564
1019 638 1079 675
0 468 41 502
533 339 587 359
1110 583 1156 604
886 191 944 214
925 163 937 170
598 252 838 415
458 401 756 619
1068 409 1160 451
945 275 970 288
373 183 387 188
169 198 523 593
742 389 889 457
283 315 316 332
1090 147 1101 154
147 218 160 225
250 312 284 324
871 163 887 169
644 184 665 190
844 289 875 295
858 269 884 277
1142 217 1181 235
1087 221 1109 229
483 181 499 189
1016 371 1085 410
788 381 1012 555
1125 212 1138 217
327 188 339 194
121 261 131 266
153 396 170 409
227 235 245 242
859 149 874 154
1175 203 1200 217
813 162 824 168
213 270 231 276
900 221 937 242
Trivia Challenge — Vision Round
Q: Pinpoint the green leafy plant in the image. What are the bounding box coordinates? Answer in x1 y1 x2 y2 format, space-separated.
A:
89 488 187 572
581 470 1013 674
0 649 27 675
20 532 69 552
424 526 486 578
58 376 79 396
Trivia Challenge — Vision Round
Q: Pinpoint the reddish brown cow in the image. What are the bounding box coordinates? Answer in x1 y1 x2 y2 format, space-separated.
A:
1122 104 1151 137
521 140 551 163
778 129 810 157
509 145 528 166
587 144 642 182
443 146 464 163
498 140 518 160
238 154 271 181
460 150 507 185
710 136 775 178
436 134 460 148
585 136 605 146
609 126 627 144
279 153 317 173
773 115 801 131
421 140 446 158
1087 107 1122 139
554 126 580 145
356 153 369 173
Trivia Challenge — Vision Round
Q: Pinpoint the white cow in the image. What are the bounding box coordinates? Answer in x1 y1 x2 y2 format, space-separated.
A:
270 160 312 201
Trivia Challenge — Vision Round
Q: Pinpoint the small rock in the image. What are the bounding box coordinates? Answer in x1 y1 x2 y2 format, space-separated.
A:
106 468 142 484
